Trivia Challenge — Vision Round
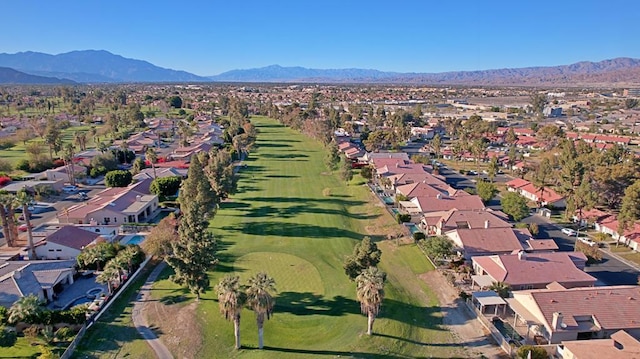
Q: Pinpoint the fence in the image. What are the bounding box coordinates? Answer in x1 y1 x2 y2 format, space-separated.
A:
464 299 513 357
59 256 152 359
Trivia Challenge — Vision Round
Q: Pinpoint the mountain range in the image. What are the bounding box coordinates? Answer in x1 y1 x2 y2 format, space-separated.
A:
0 50 639 86
0 67 76 84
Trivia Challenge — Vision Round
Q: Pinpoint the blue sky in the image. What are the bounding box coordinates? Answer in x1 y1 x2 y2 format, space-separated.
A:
2 1 638 76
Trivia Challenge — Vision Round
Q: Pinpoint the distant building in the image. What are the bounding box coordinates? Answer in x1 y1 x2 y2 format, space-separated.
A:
624 88 640 97
544 106 563 118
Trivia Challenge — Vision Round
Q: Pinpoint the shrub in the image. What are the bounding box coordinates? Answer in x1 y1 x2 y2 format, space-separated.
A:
413 232 426 241
395 213 411 223
0 306 6 325
23 325 40 339
528 222 539 237
54 326 74 341
575 241 602 263
149 176 182 197
16 159 31 171
0 326 17 347
516 345 548 359
0 159 12 173
104 170 133 187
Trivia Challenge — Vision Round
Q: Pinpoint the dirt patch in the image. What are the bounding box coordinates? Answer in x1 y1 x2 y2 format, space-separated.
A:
145 300 202 359
420 271 509 359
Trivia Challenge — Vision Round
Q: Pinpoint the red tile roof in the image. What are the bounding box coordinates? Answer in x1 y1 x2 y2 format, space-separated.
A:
527 286 640 331
45 225 101 250
472 252 595 288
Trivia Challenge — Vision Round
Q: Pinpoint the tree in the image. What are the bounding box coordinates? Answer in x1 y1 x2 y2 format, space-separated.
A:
142 213 178 258
343 236 382 280
339 156 353 183
536 125 563 150
486 156 499 182
104 170 133 187
43 119 62 159
96 262 121 294
625 98 639 109
419 236 453 261
0 191 18 247
360 166 373 182
167 154 218 300
16 189 36 259
618 179 640 245
356 266 386 335
432 134 442 159
476 181 497 203
131 157 146 175
150 176 182 198
501 192 530 221
530 92 547 118
324 142 340 170
76 242 117 270
215 275 247 350
7 295 44 324
62 143 76 186
488 281 511 298
204 149 237 203
516 345 548 359
169 96 183 109
532 158 553 207
246 272 276 349
145 147 158 179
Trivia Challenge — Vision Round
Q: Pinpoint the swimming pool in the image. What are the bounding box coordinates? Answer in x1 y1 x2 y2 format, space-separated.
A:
406 224 422 234
64 296 92 310
382 196 395 205
391 208 401 215
121 235 146 246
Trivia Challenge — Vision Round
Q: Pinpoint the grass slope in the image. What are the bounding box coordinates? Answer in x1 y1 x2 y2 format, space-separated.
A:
149 116 460 358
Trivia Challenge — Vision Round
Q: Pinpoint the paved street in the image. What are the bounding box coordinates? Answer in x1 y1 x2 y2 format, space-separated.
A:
523 215 640 286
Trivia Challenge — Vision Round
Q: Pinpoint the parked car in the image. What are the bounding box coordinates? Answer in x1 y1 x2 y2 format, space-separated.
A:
62 185 78 193
577 237 598 247
467 170 478 176
561 228 577 236
18 223 33 232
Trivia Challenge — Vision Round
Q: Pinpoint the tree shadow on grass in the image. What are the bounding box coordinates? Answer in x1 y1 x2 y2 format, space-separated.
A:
222 221 364 240
257 346 457 359
275 292 445 331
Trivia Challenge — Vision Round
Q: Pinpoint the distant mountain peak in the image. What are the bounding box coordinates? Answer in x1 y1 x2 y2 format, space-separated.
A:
209 58 640 85
0 50 209 83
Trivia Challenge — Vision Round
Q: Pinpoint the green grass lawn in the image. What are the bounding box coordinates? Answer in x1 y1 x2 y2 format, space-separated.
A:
144 116 459 358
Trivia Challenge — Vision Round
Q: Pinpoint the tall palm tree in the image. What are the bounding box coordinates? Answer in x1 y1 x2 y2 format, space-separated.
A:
16 189 36 259
0 191 18 247
356 266 386 335
489 281 511 298
215 275 246 349
145 147 158 179
246 272 276 349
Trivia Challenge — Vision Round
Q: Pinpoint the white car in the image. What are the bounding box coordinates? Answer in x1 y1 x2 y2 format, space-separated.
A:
561 228 577 236
577 237 597 247
62 185 78 193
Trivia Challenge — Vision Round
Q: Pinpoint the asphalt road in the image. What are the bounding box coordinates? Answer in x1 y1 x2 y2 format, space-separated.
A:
522 215 640 286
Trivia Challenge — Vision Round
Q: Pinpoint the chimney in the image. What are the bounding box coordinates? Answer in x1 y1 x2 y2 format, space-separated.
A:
517 251 526 261
552 312 564 330
436 193 442 199
14 269 22 279
136 195 142 202
395 162 400 168
484 220 489 228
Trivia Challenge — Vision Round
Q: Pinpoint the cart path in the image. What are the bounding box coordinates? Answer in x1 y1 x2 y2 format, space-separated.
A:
132 261 173 359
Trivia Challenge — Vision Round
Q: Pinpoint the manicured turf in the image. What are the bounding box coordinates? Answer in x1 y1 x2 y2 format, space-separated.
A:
147 116 459 358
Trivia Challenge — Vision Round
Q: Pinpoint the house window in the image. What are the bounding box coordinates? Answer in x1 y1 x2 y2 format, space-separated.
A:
48 249 54 252
114 218 117 223
56 249 62 252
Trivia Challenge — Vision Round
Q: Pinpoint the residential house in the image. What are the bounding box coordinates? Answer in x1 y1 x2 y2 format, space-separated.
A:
558 330 640 359
507 285 640 344
45 164 88 183
34 225 103 260
471 251 596 291
595 215 640 249
360 152 410 165
170 142 212 161
1 180 64 194
0 259 76 307
506 178 566 208
58 183 159 225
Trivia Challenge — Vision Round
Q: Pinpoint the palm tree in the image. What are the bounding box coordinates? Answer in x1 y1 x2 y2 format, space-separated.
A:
489 281 511 298
0 191 18 247
356 267 386 335
16 189 36 259
8 294 44 324
145 147 158 179
96 264 120 294
246 272 276 349
215 275 246 349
